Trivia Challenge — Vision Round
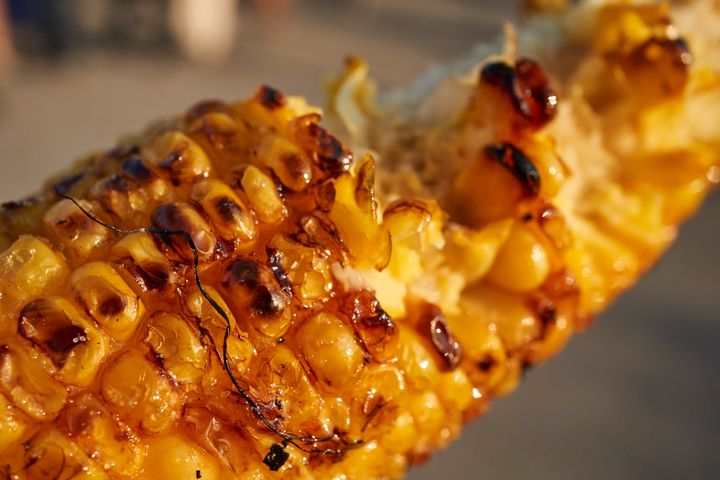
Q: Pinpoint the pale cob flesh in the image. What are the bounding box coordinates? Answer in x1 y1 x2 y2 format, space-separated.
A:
0 1 718 479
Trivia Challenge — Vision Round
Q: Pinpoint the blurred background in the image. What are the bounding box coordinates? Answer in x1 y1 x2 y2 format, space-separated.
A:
0 1 718 479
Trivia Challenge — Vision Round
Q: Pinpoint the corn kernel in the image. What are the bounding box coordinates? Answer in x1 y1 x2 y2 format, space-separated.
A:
142 436 220 480
488 222 551 292
18 296 108 387
0 235 68 305
296 312 364 391
151 131 213 184
0 392 26 452
71 261 145 341
43 199 110 260
257 134 313 191
100 350 180 433
145 312 208 384
0 344 67 421
192 179 256 243
240 165 287 224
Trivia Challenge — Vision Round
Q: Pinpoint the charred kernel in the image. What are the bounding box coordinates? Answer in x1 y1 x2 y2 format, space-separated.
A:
1 195 41 210
152 203 217 259
112 232 177 291
263 444 289 471
222 259 291 337
152 131 212 185
315 180 336 212
121 156 155 182
257 134 313 192
19 298 87 368
43 199 109 258
480 58 558 128
71 262 145 341
256 85 286 110
307 123 353 177
477 355 496 373
192 180 256 243
355 155 378 215
484 143 541 196
17 297 107 387
53 172 85 196
417 303 462 371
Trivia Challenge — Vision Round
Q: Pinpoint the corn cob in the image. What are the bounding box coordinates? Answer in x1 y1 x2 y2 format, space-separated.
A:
0 1 718 479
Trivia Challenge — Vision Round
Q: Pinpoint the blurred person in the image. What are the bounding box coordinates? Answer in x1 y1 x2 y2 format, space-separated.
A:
7 0 69 57
169 0 238 65
0 0 14 82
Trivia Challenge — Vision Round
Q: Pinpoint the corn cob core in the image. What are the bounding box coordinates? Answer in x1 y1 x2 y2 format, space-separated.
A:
0 1 718 479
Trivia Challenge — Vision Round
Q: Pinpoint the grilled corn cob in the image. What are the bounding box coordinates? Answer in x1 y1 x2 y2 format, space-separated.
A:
0 1 718 479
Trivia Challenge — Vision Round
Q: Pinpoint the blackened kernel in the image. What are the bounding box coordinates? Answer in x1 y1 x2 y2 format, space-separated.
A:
263 443 289 471
121 156 154 182
480 58 558 128
257 85 286 110
223 259 290 318
18 299 87 368
484 143 541 196
308 123 352 177
2 196 41 210
54 173 85 196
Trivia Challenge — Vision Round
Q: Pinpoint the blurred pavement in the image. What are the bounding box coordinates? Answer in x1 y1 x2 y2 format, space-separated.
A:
0 1 717 479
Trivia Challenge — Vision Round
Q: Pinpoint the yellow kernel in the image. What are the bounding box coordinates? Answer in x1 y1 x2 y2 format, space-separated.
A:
0 393 26 451
0 235 68 305
145 312 208 384
0 344 67 421
43 199 110 260
437 369 474 412
143 436 220 480
296 312 364 390
101 350 180 433
240 165 287 224
488 222 551 292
